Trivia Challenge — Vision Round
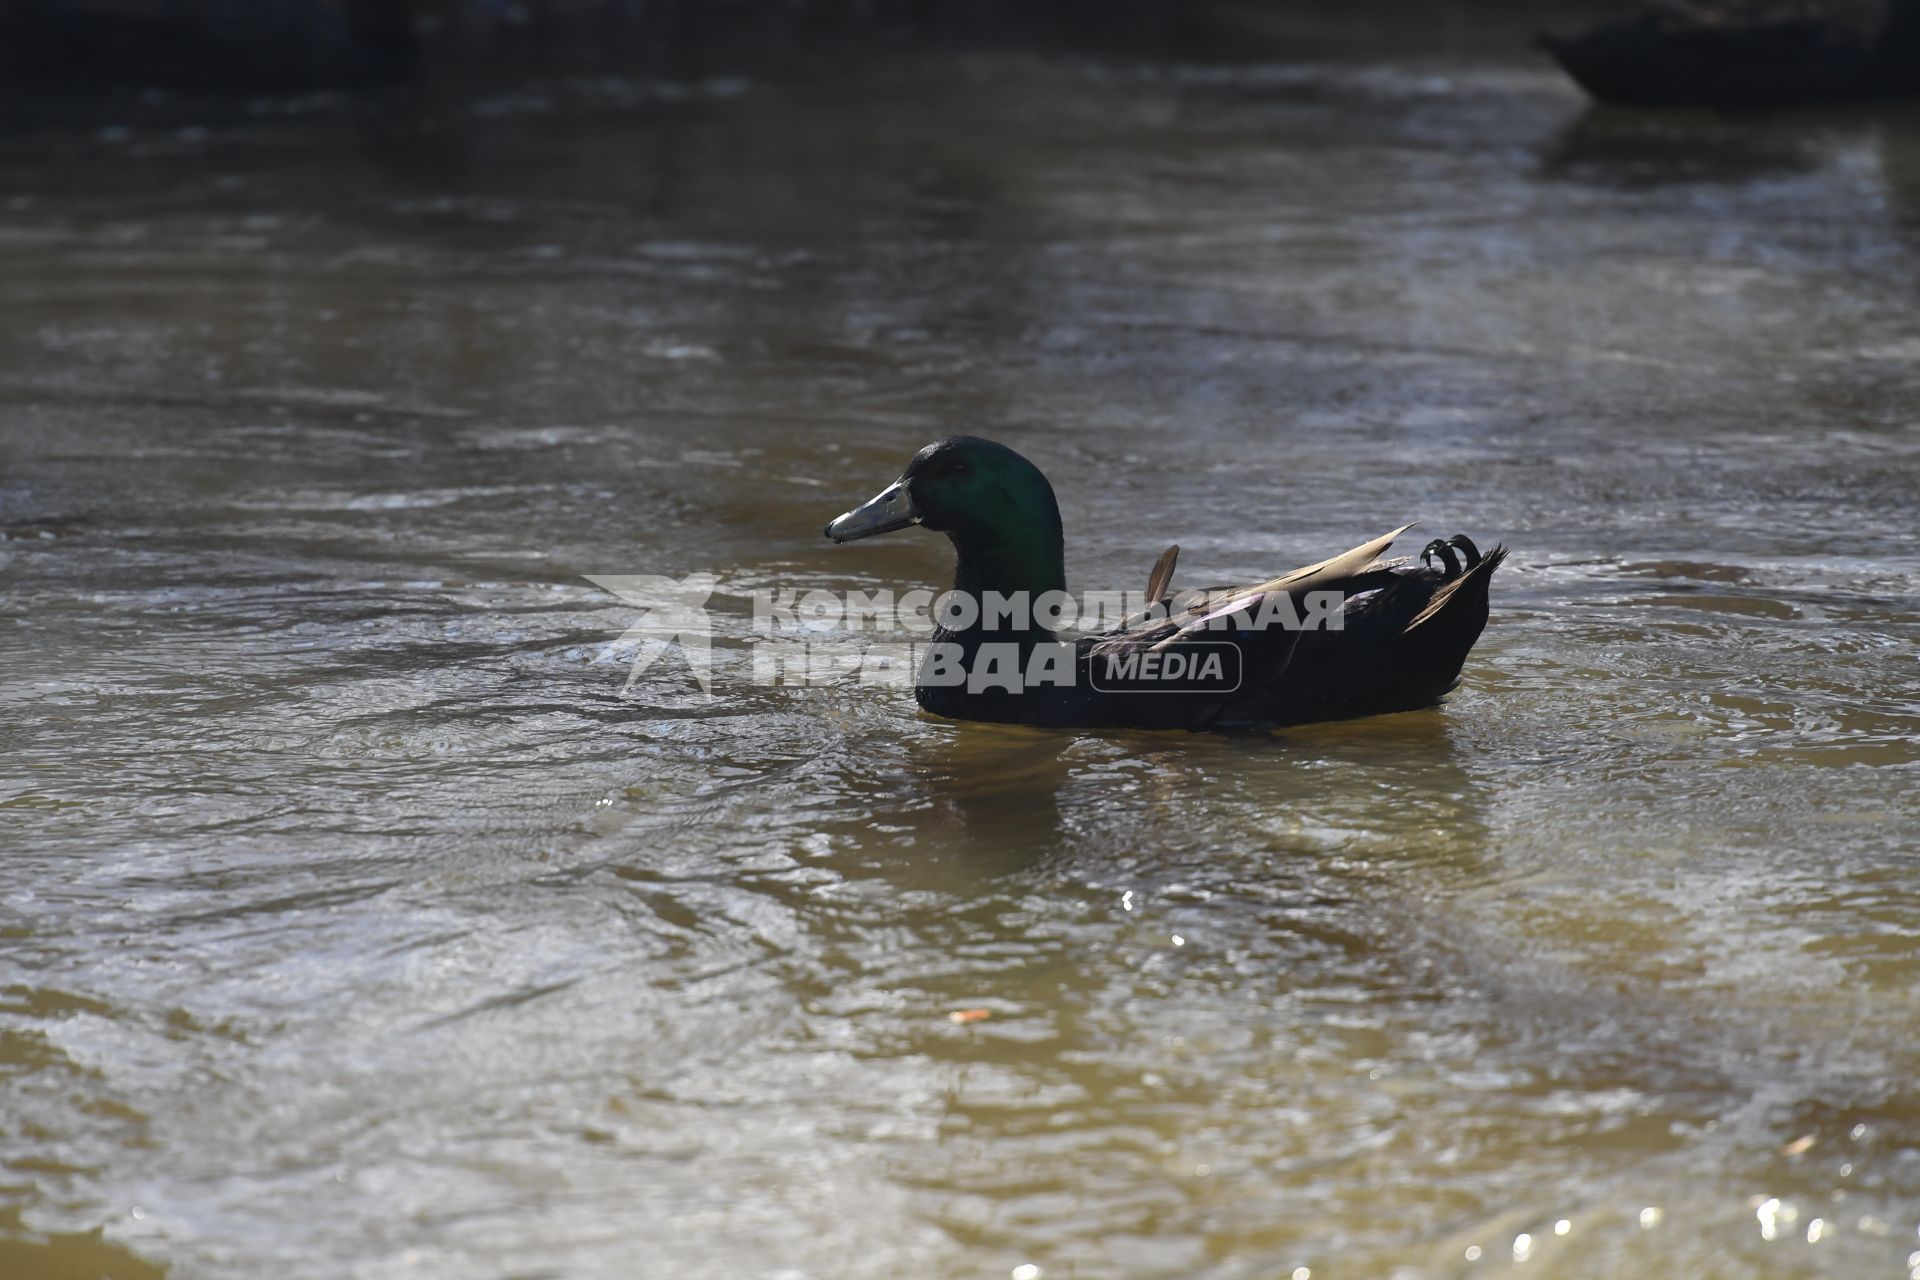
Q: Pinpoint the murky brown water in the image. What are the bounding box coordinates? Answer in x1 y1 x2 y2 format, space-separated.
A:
3 30 1919 1280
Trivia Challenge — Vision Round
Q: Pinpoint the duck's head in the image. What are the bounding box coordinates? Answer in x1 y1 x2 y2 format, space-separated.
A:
825 436 1055 543
825 436 1065 597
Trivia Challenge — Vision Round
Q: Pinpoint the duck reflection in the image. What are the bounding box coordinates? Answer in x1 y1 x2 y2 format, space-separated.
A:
826 721 1079 888
817 704 1493 898
1257 710 1494 888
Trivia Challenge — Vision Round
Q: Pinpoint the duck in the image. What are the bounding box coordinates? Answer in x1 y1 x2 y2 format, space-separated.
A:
1539 1 1920 110
824 436 1505 731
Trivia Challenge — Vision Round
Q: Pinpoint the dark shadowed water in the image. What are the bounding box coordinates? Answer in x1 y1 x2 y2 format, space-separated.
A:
2 34 1919 1280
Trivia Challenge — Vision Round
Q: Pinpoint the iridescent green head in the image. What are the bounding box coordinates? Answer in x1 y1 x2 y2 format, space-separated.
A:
826 436 1066 602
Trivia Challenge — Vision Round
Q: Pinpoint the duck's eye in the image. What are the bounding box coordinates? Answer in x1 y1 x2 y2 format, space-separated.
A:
944 460 971 480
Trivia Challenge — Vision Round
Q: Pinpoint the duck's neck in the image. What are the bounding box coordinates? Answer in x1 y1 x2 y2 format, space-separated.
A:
952 542 1065 610
947 515 1066 633
916 508 1068 719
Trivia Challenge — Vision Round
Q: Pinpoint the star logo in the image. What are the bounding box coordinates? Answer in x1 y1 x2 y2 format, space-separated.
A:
584 573 720 694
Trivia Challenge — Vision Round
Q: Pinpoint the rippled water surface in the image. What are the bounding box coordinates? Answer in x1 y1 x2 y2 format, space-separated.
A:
3 33 1919 1280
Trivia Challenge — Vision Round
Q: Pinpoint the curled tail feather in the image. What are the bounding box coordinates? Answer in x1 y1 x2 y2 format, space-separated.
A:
1404 544 1507 635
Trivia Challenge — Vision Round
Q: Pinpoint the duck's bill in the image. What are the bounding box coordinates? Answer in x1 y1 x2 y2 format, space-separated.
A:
825 481 919 542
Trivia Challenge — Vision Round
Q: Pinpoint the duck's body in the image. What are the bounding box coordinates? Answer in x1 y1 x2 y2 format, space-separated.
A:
1540 3 1920 110
826 437 1505 732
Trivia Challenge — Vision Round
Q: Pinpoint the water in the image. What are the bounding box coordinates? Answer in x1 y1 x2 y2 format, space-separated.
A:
3 35 1920 1280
